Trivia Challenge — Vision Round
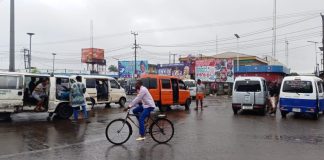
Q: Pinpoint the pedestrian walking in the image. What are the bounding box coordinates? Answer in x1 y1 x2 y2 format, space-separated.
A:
268 82 280 114
70 76 88 122
195 79 205 111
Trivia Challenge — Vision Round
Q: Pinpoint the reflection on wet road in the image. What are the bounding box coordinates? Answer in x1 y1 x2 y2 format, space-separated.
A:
0 95 324 160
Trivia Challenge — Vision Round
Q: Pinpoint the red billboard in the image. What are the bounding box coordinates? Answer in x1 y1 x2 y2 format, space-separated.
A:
81 48 105 65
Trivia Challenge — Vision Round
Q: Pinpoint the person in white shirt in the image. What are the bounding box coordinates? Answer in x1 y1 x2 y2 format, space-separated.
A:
126 80 156 141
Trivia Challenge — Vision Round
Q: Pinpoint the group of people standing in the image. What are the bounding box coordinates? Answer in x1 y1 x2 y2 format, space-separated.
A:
28 76 88 122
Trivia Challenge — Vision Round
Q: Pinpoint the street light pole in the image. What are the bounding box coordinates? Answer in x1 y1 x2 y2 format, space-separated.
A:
27 33 35 72
52 53 56 74
307 41 319 76
234 34 240 72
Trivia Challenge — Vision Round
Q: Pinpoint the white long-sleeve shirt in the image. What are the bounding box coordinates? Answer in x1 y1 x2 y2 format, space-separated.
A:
129 86 156 109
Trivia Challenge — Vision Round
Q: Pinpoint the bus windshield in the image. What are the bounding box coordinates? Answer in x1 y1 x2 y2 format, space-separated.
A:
282 80 313 93
235 80 261 92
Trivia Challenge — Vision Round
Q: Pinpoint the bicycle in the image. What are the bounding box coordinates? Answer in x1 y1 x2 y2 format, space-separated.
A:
105 109 174 145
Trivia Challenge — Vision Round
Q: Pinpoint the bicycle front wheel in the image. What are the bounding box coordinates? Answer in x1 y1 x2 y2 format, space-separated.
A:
106 119 132 145
150 118 174 144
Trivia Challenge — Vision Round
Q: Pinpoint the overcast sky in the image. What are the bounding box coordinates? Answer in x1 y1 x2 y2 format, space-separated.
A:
0 0 324 73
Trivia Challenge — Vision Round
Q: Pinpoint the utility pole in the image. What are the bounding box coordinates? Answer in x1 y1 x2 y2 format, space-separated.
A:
27 33 35 72
131 32 140 78
170 53 177 64
285 40 289 67
321 13 324 72
9 0 15 72
52 53 56 74
169 52 171 64
216 35 218 54
272 0 277 60
234 34 240 72
308 41 319 76
22 48 30 70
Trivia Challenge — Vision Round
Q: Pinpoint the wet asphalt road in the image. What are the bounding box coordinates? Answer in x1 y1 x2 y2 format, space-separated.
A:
0 95 324 160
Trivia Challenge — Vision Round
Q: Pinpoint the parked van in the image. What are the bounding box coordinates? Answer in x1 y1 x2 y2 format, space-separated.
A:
279 76 324 119
70 75 127 107
232 76 268 115
0 72 91 120
140 74 191 111
183 79 196 99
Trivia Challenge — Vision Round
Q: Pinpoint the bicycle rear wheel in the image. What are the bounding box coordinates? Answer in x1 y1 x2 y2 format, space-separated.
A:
106 119 132 145
149 118 174 144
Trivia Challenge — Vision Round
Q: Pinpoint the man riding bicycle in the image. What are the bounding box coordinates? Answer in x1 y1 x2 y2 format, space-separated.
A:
125 80 156 141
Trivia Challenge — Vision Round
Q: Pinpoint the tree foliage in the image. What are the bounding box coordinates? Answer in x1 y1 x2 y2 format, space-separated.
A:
108 65 118 72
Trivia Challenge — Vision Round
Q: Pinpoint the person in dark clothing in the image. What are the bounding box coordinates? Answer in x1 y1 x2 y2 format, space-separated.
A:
28 77 36 95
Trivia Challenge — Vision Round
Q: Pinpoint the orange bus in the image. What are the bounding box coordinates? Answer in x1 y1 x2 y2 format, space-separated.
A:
140 74 191 111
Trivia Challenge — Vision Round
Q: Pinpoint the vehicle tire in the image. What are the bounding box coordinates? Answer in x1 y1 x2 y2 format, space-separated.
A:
159 105 171 112
313 111 319 120
56 103 73 119
184 99 191 110
0 113 11 121
281 111 287 118
106 119 132 145
150 118 174 144
105 103 111 108
259 106 267 116
119 97 126 108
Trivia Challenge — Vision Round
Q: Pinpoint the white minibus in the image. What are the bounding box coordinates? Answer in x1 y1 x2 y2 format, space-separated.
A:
279 76 324 119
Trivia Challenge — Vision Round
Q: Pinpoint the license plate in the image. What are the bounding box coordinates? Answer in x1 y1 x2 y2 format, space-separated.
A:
242 106 253 110
244 95 250 102
292 108 301 112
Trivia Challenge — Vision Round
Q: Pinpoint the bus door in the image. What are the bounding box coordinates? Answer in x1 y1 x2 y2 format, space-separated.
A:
316 81 324 111
171 79 179 103
160 79 173 105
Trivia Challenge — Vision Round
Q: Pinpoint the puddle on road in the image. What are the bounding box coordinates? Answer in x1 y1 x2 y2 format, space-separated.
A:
261 134 324 145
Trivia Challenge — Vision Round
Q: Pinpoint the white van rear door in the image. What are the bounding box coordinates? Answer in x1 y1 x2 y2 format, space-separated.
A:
0 75 24 109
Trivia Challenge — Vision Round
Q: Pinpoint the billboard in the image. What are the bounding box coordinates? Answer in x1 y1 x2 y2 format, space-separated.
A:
195 59 234 82
118 61 148 78
157 63 191 79
81 48 106 65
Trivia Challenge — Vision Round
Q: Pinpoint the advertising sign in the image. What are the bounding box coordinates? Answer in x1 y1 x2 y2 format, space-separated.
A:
118 61 148 78
195 59 234 82
81 48 105 65
157 63 191 79
215 58 234 83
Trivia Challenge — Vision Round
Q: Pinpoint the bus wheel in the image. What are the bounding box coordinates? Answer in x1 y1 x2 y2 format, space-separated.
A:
185 99 191 110
0 113 11 121
119 97 126 108
313 112 319 120
281 111 287 118
159 105 171 112
56 103 73 119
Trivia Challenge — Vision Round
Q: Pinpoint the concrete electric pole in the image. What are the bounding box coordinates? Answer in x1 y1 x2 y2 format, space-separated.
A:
131 32 140 78
9 0 15 72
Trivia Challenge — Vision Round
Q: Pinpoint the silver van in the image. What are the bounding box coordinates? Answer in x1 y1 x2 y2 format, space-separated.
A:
232 77 268 115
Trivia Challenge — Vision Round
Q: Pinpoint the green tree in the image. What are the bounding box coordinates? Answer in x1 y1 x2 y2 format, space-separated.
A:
108 65 118 72
31 67 40 73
